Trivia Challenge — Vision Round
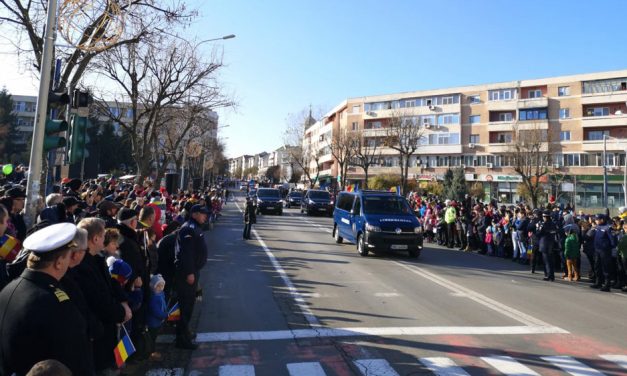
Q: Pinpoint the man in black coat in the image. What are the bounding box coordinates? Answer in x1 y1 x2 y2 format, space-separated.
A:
537 211 558 281
174 205 209 349
75 218 131 372
0 223 93 375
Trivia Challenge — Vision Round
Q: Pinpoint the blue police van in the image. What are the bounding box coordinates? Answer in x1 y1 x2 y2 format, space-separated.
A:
332 190 423 258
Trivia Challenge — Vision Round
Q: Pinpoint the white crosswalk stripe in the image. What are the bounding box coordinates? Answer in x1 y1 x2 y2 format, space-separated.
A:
599 354 627 369
541 356 606 376
218 364 256 376
286 362 327 376
480 355 540 376
419 357 471 375
354 358 400 376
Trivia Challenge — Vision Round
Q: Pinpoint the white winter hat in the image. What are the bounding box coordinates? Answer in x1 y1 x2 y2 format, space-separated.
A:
150 274 166 291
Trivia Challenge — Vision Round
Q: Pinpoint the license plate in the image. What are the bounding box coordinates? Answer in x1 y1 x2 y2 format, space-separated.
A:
318 208 326 211
391 244 408 250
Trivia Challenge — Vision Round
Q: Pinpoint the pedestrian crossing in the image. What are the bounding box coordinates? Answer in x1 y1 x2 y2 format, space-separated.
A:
187 354 626 375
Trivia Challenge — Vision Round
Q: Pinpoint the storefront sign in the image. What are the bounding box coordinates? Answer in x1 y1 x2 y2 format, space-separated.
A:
416 174 443 181
561 182 575 192
477 174 522 183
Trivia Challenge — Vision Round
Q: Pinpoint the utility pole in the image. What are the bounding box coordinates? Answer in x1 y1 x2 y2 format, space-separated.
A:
603 134 608 209
24 0 59 227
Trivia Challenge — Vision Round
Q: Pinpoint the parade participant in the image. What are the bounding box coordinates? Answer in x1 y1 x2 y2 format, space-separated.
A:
538 211 557 281
590 214 616 292
243 196 256 240
174 204 209 349
0 223 93 375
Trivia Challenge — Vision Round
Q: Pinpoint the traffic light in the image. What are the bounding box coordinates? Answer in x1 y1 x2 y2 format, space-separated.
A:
49 90 70 107
68 115 91 164
72 90 93 109
43 118 68 151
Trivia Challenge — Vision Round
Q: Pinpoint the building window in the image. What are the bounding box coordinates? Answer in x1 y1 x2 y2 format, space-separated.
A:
585 107 610 117
404 99 416 107
587 130 609 141
559 108 570 119
441 96 454 105
437 113 460 125
558 86 570 96
468 95 481 104
352 122 358 131
421 115 435 126
469 115 480 124
519 108 547 121
560 131 571 141
498 112 513 122
528 89 542 98
469 134 479 144
427 132 460 145
489 89 517 101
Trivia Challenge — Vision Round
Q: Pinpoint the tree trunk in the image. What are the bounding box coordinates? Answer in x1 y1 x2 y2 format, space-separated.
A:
363 166 369 189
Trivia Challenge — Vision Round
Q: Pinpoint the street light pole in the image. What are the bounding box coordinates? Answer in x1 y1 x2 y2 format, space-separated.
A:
603 134 608 209
24 0 59 228
624 147 627 207
180 146 186 191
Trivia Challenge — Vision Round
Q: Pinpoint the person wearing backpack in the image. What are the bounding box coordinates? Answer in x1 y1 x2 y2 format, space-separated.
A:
590 214 616 292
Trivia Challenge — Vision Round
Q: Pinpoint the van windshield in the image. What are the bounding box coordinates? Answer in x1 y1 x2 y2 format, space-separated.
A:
363 196 412 215
257 189 280 199
308 191 330 200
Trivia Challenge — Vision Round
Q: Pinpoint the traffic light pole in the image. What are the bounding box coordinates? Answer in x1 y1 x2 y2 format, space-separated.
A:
24 0 59 228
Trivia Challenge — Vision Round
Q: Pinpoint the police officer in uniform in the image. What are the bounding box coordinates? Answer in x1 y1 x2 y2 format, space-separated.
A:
538 211 558 281
0 223 93 375
174 205 209 349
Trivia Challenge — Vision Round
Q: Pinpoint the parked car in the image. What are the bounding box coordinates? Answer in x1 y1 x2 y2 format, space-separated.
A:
285 191 303 208
332 190 423 258
300 190 334 216
256 188 283 215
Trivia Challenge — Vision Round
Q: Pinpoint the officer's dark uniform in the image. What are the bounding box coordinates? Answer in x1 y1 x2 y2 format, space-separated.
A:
0 227 93 376
591 215 616 291
243 199 256 239
538 212 557 281
174 206 208 347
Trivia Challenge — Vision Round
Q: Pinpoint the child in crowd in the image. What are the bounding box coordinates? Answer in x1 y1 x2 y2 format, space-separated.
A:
146 274 167 358
109 259 143 333
103 227 121 258
564 228 580 281
494 224 505 257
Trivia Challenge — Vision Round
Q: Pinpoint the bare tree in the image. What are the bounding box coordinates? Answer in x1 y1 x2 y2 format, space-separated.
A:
283 107 325 188
92 37 232 179
326 127 356 190
0 0 194 90
509 122 555 208
350 128 382 189
383 109 425 195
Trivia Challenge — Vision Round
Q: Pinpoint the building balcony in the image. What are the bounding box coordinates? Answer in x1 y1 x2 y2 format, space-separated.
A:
319 153 334 163
486 100 518 111
488 121 516 131
581 114 627 128
316 168 333 178
581 139 627 152
518 97 548 109
581 91 627 105
416 144 463 154
364 103 461 119
488 120 548 131
362 128 387 137
488 143 513 153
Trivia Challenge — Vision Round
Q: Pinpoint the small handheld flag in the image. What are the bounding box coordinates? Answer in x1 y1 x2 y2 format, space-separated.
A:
113 326 136 368
0 234 20 263
167 302 181 322
346 184 353 192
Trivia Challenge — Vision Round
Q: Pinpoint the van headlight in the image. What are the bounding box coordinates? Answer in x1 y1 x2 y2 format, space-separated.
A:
414 226 423 234
366 223 381 232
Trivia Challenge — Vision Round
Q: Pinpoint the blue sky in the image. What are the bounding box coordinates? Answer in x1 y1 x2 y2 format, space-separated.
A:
3 0 627 158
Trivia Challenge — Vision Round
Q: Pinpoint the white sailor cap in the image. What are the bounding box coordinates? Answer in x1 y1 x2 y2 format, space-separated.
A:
23 223 78 253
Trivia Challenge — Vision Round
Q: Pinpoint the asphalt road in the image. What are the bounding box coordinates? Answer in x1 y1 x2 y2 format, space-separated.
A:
153 193 627 376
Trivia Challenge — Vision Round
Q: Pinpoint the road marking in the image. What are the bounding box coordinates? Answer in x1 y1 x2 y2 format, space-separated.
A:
419 357 470 375
157 325 566 344
480 356 540 375
286 362 327 376
234 201 320 327
541 356 605 376
599 354 627 369
354 358 400 376
393 261 566 331
218 365 255 376
374 292 401 298
145 369 184 376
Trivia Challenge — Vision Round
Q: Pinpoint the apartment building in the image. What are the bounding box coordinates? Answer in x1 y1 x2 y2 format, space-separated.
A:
311 69 627 207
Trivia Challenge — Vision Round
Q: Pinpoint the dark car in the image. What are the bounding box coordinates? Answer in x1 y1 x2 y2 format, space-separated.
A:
285 191 303 208
301 190 334 216
333 190 423 258
256 188 283 215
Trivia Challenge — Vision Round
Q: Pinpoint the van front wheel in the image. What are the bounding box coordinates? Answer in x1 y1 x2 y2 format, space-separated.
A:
357 234 368 257
333 225 343 244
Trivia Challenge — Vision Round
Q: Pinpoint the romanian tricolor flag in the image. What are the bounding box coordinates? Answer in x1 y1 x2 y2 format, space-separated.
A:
167 302 181 322
0 234 20 263
346 184 354 192
113 327 136 368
